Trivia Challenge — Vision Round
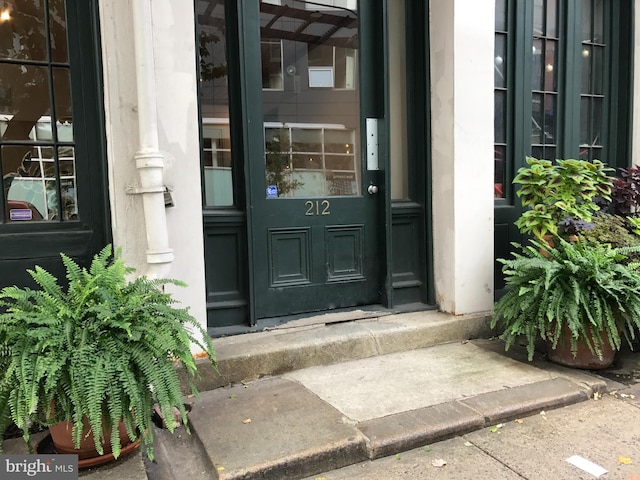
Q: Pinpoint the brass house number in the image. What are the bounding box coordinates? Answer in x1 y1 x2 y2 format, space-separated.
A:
305 200 330 216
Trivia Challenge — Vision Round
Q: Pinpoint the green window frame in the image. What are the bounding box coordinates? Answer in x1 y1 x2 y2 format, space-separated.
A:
494 0 632 205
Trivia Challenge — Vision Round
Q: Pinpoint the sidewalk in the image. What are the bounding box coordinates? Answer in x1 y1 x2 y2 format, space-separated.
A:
145 311 628 480
3 310 635 479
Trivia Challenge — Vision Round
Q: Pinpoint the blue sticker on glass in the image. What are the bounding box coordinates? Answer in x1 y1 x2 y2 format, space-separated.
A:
266 185 278 198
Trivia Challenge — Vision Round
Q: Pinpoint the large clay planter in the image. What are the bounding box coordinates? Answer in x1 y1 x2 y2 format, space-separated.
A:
546 323 616 370
48 418 133 459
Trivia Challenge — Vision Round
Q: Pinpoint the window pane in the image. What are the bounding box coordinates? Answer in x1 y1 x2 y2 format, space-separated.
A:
49 0 69 63
197 0 234 207
533 0 544 35
546 0 558 37
495 0 507 31
580 97 591 145
543 95 557 144
58 146 77 220
495 33 507 88
532 38 544 91
581 45 592 93
261 40 283 89
494 145 506 199
260 0 360 197
53 67 73 141
591 96 603 146
292 128 322 152
582 0 592 42
0 1 47 61
593 0 604 43
3 146 50 222
545 40 557 91
494 90 506 144
0 64 51 142
592 46 604 95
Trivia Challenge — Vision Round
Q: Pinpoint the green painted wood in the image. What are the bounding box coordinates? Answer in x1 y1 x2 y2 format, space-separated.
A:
245 1 385 320
0 0 110 289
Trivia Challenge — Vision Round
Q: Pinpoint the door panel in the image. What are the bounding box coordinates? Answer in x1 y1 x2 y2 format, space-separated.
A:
249 0 382 319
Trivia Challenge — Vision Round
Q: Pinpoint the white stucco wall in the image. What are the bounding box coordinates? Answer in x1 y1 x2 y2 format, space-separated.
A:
99 0 208 332
429 0 495 314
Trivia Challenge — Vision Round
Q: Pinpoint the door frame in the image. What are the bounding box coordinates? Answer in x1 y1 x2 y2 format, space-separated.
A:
236 0 390 325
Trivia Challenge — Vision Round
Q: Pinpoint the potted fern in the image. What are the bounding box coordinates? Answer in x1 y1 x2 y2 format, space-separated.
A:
0 245 216 463
492 238 640 369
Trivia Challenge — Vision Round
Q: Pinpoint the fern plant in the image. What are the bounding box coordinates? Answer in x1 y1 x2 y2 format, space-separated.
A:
491 238 640 361
0 245 216 461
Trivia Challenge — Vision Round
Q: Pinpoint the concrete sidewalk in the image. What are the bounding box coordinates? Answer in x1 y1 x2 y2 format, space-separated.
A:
2 310 633 479
145 311 626 480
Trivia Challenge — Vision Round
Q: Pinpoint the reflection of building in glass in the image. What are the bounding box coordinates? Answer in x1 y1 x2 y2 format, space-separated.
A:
1 116 77 221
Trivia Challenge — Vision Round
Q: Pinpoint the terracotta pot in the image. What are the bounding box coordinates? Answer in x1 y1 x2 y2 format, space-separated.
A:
48 418 132 459
546 323 616 370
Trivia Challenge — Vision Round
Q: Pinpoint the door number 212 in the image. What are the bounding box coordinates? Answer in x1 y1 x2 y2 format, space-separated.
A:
305 200 330 216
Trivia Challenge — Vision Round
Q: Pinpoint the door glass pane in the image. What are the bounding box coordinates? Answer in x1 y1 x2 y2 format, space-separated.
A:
197 0 234 207
260 0 360 198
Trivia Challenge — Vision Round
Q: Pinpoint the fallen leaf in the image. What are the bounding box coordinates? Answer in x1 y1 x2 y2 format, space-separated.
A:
432 459 447 468
242 418 252 424
217 466 225 472
515 419 524 424
490 423 504 433
315 478 327 480
395 454 402 461
230 394 237 399
619 457 633 465
423 446 431 452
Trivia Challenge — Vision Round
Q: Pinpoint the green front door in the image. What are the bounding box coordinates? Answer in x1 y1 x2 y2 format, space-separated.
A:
242 1 385 320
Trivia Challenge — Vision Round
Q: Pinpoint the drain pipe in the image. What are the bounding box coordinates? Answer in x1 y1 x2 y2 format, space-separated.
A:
130 0 174 278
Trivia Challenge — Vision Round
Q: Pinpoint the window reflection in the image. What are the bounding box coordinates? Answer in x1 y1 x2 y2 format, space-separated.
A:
0 0 76 223
579 0 605 161
197 0 233 207
260 0 360 198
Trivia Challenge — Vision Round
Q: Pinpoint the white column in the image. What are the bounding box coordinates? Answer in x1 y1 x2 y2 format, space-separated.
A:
99 0 208 337
429 0 495 314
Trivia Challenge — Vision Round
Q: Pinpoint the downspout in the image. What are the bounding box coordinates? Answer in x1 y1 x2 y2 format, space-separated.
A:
130 0 174 278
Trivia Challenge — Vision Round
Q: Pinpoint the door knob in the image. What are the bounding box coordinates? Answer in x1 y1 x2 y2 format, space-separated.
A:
367 184 379 195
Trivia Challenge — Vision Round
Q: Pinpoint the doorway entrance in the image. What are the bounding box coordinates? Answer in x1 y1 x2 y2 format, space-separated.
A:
248 1 383 319
198 0 434 330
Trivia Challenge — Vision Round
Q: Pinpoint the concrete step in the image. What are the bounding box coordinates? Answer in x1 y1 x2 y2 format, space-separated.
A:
175 337 613 480
182 310 497 392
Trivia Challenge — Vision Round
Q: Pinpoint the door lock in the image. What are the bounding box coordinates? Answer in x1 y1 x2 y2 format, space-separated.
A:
367 184 379 195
